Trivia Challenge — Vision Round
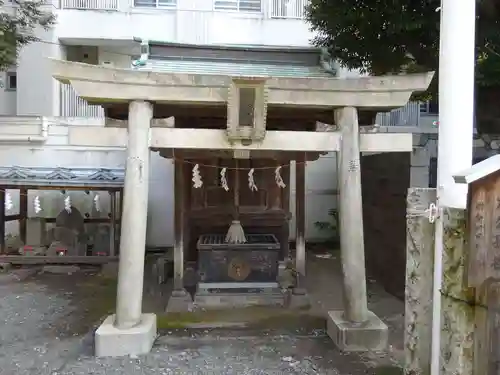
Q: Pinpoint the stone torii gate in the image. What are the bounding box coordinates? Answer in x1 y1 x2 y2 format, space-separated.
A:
50 50 433 357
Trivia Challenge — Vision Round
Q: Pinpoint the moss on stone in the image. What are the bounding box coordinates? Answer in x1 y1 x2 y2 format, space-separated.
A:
156 307 325 330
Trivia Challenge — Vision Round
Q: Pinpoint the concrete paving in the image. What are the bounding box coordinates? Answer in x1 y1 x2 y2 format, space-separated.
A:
0 256 404 375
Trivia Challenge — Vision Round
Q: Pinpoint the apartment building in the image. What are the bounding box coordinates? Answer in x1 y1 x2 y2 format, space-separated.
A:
1 0 438 121
0 0 453 245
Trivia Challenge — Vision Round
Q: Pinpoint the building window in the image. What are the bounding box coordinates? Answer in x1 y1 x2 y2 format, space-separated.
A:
420 100 439 115
134 0 176 8
270 0 306 18
5 72 16 91
214 0 261 12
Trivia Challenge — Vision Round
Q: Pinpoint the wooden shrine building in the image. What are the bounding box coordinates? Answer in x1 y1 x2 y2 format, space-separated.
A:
50 40 434 357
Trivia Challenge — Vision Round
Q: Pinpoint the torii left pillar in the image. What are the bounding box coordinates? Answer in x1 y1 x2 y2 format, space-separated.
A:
95 100 157 357
326 106 388 352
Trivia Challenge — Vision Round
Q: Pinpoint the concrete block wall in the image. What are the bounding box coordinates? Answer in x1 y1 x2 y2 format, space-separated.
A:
361 152 411 299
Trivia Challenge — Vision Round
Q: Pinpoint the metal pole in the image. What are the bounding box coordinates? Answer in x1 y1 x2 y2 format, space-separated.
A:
431 1 476 374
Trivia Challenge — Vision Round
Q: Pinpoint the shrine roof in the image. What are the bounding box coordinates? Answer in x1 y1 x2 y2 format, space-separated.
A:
0 167 125 189
134 39 336 78
453 154 500 185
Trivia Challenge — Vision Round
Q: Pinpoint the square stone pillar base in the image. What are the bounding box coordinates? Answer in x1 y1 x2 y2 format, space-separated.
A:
287 288 311 309
327 310 388 352
166 289 193 312
95 313 157 357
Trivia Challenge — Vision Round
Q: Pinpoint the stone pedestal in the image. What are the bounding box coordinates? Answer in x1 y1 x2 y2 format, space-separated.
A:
327 310 388 352
166 288 193 312
194 286 285 309
26 218 46 246
95 314 157 357
287 287 310 309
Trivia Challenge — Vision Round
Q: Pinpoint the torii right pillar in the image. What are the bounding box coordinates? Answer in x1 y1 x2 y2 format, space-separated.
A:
326 106 388 352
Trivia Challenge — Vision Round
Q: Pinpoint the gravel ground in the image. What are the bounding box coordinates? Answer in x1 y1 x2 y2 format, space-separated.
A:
0 258 403 375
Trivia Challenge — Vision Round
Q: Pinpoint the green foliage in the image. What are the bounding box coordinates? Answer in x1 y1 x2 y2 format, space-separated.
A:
314 208 339 242
305 0 500 100
0 0 56 71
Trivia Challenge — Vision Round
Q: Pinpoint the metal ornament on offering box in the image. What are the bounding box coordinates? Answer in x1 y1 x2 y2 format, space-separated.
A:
197 233 281 293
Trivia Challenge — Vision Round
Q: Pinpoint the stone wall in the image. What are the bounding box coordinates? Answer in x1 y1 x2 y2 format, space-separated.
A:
361 152 411 299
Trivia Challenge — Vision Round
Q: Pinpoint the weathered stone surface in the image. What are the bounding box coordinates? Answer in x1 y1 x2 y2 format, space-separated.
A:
52 207 88 256
0 262 11 272
166 289 193 313
278 268 296 290
46 240 73 256
19 246 45 256
183 263 198 288
92 225 111 256
42 265 80 274
404 188 436 374
55 206 85 233
5 235 23 254
95 313 157 357
440 208 474 375
287 290 311 310
151 256 173 285
194 290 285 310
327 310 388 352
26 218 47 246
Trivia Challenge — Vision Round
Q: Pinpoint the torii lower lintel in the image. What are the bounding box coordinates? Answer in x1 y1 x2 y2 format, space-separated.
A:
68 126 413 153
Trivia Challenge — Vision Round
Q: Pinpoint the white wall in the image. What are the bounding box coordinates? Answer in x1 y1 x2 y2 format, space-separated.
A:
289 153 339 241
2 0 315 116
16 24 65 117
0 70 17 115
55 0 313 46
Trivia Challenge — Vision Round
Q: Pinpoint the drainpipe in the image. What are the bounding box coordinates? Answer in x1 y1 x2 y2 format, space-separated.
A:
431 1 476 374
0 117 49 143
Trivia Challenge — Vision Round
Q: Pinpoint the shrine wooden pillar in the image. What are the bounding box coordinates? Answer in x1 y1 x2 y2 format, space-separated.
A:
166 155 193 312
0 189 4 254
109 191 117 257
19 188 27 244
173 158 185 291
288 153 310 308
294 153 306 286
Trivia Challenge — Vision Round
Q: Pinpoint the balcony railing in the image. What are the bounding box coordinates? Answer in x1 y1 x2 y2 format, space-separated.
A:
270 0 308 19
61 0 118 10
61 84 105 118
60 80 422 126
214 0 261 12
376 101 421 127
